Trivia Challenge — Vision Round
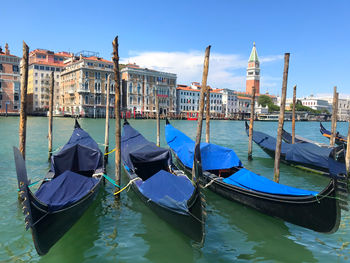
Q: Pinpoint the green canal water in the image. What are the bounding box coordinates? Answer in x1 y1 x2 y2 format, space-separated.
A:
0 117 349 262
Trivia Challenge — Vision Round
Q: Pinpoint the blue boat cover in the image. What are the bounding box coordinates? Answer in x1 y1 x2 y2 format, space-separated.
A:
223 168 318 196
35 170 99 211
165 124 242 170
51 127 103 176
250 129 339 171
139 170 195 214
122 124 172 171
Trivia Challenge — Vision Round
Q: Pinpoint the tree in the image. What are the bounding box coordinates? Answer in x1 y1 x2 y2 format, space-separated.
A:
268 104 280 112
258 95 273 107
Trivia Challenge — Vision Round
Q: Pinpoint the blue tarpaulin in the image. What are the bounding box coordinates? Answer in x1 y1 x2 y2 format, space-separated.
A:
223 168 318 196
122 124 172 171
51 128 102 177
35 170 99 211
139 170 195 214
249 129 344 171
165 124 242 170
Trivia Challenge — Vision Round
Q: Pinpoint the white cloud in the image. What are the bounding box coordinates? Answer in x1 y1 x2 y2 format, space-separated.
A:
121 50 283 90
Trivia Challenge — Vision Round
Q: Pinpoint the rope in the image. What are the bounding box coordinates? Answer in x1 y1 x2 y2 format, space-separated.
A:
17 179 43 191
114 178 140 196
104 148 116 155
203 177 221 188
102 174 121 188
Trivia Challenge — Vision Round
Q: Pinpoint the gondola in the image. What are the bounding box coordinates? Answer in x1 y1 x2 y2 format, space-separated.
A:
14 120 104 255
121 120 205 242
165 119 348 233
246 122 346 176
320 122 347 146
282 129 330 148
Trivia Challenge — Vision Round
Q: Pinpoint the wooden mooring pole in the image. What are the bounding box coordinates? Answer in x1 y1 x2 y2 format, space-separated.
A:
19 41 29 159
104 74 111 166
205 85 210 143
248 87 256 161
192 45 211 181
346 120 350 179
274 53 290 183
156 90 160 147
292 85 296 144
48 71 54 161
330 86 338 147
112 36 121 195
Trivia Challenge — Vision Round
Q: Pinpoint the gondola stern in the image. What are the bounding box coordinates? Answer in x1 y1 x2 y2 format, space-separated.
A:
191 143 206 243
13 147 34 231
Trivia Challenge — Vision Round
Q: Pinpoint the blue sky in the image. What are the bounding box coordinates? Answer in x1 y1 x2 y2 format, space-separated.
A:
1 0 349 98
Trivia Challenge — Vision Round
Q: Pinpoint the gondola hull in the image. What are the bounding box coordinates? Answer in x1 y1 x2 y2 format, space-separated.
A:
123 165 204 243
173 152 341 233
255 143 331 175
27 180 102 255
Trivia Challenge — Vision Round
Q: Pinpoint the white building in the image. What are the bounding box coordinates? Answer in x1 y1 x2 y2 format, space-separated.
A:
300 96 331 112
220 89 238 117
176 82 222 116
121 64 177 117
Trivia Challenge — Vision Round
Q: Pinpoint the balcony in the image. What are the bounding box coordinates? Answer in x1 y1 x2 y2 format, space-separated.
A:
94 89 102 94
68 88 75 95
77 87 90 93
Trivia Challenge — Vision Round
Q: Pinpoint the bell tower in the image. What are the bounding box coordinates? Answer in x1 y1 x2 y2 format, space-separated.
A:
246 42 260 95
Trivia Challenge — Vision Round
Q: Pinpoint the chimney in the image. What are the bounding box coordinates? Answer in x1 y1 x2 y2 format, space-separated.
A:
5 43 9 55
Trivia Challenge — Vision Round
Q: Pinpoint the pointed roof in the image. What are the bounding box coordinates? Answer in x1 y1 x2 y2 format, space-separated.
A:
248 42 259 62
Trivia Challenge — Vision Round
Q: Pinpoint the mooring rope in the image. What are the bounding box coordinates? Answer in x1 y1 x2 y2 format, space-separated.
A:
203 177 221 188
114 178 141 196
16 179 43 191
102 174 121 188
104 148 116 155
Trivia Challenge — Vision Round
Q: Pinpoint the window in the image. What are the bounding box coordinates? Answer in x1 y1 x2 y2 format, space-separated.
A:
14 94 19 101
137 84 141 94
138 97 141 104
0 94 2 100
13 65 19 72
56 68 60 72
34 65 39 70
85 95 89 104
85 71 89 78
40 66 44 70
129 83 132 93
45 67 50 71
129 96 133 104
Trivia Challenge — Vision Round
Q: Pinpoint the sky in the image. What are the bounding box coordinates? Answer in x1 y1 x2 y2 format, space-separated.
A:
1 0 349 98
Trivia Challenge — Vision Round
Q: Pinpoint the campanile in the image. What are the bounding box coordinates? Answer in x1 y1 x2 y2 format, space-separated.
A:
246 42 260 95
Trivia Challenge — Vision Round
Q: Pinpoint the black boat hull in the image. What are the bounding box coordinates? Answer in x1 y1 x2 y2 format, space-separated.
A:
123 166 205 243
173 152 342 233
26 180 102 255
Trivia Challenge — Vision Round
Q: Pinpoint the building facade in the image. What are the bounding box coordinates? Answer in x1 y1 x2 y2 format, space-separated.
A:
246 42 260 95
0 43 21 115
176 82 222 116
121 64 177 117
27 49 71 113
220 88 238 117
60 54 115 118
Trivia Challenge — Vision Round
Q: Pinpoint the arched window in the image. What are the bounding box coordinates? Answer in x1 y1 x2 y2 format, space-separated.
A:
85 82 88 90
146 85 149 95
130 96 133 104
129 83 133 93
137 84 141 94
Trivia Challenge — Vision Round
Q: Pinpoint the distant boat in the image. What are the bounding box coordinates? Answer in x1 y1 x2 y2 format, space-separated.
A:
320 122 347 146
121 120 205 242
166 119 347 233
14 119 104 255
257 114 280 121
187 112 198 121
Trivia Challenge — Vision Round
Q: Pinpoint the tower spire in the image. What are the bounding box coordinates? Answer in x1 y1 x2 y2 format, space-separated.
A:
246 42 260 95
